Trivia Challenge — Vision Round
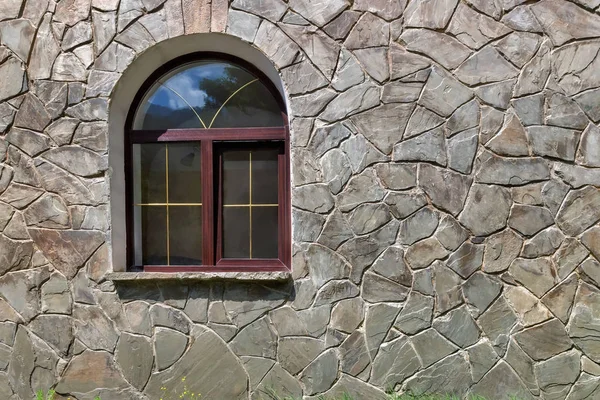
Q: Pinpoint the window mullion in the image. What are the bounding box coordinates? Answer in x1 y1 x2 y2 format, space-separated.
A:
201 140 214 266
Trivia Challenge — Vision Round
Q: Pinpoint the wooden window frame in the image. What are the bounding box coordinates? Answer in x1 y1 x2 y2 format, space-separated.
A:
125 53 291 273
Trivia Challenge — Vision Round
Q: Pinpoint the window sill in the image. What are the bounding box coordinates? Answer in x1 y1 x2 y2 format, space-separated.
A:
106 270 292 282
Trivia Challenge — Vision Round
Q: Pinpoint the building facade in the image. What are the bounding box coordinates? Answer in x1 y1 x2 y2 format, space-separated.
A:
1 0 600 398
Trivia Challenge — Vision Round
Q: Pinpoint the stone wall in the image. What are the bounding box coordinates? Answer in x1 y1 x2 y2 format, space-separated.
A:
1 0 600 399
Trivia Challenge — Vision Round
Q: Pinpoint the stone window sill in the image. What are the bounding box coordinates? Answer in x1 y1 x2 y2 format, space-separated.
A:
106 271 292 282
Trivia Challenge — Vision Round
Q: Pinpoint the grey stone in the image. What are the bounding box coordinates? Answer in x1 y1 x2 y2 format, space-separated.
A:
574 90 600 124
419 67 474 117
433 262 463 315
398 207 439 246
536 348 580 397
495 31 541 68
352 103 414 154
28 314 72 356
362 272 410 303
278 336 325 375
511 182 546 206
0 19 35 63
404 0 458 29
552 40 600 97
291 89 337 118
281 61 327 96
305 244 350 288
509 258 556 298
23 193 69 229
154 327 188 370
556 187 600 236
371 335 420 388
542 274 578 323
433 306 480 348
115 332 152 390
487 113 530 157
41 272 71 314
337 168 386 212
455 47 520 86
365 303 400 359
467 340 499 382
474 80 515 110
341 134 388 174
292 209 325 243
478 296 518 355
227 10 261 42
371 246 412 287
404 106 445 139
577 124 600 167
375 163 416 190
566 373 600 400
331 49 365 91
394 291 433 335
66 98 108 121
317 211 353 250
581 258 600 287
311 374 386 400
546 92 589 130
339 331 370 376
515 39 552 97
555 163 600 189
403 352 472 397
331 298 364 333
241 357 274 391
232 0 286 22
14 94 51 132
382 81 423 104
45 118 78 146
230 316 277 358
145 327 248 399
436 215 469 251
345 12 389 49
314 280 359 306
389 44 431 80
320 82 380 123
568 282 600 363
0 183 43 209
393 127 447 166
309 122 351 158
353 47 389 83
502 5 543 32
385 189 427 219
521 227 564 258
3 212 27 240
352 0 406 20
0 58 24 103
470 361 534 400
73 304 119 352
446 241 484 279
253 364 301 400
542 179 570 216
515 318 573 361
509 205 554 237
531 0 600 46
124 301 152 336
300 349 338 395
527 126 581 161
405 238 450 270
447 128 478 174
512 93 545 126
253 21 300 69
505 285 552 327
446 100 479 137
459 184 511 236
480 106 505 144
400 29 471 70
347 203 392 235
292 184 334 213
52 52 87 81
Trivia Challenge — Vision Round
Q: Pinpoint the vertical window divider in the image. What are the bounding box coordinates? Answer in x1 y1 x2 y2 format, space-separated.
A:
165 143 170 266
201 140 214 266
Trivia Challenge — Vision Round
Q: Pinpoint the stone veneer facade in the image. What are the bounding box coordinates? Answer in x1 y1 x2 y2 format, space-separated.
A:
1 0 600 399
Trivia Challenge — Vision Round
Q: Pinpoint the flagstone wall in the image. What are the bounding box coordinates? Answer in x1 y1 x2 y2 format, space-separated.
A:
1 0 600 399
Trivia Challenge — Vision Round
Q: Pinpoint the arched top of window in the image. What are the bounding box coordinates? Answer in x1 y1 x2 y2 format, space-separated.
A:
132 57 285 130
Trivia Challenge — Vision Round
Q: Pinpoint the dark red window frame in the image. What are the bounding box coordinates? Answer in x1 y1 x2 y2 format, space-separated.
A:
124 53 291 273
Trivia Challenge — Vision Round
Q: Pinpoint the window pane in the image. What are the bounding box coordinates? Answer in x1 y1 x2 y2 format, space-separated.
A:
252 149 279 205
169 206 202 265
223 150 249 205
132 61 284 130
223 207 250 258
137 144 166 204
252 206 278 258
140 206 167 265
168 143 201 203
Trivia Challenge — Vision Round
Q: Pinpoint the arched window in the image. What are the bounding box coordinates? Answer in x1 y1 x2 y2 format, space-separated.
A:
126 54 290 272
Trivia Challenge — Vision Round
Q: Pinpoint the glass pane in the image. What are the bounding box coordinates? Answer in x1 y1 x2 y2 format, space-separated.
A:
132 61 284 130
140 206 167 265
137 143 166 204
252 149 279 205
168 143 201 203
169 206 202 265
252 207 278 258
223 150 249 205
223 207 250 258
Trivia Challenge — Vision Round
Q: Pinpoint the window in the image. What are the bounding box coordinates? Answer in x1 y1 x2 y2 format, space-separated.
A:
126 54 290 272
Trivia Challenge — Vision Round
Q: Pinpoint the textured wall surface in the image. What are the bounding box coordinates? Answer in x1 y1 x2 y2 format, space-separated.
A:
1 0 600 399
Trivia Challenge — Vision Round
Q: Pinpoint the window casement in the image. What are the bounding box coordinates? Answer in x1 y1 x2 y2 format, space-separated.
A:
125 54 291 273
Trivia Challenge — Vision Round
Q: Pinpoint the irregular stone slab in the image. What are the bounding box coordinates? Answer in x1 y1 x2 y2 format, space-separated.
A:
41 272 71 314
554 162 600 188
28 229 104 279
375 164 416 191
292 184 334 213
232 0 286 21
345 12 389 49
73 304 119 352
0 234 33 275
478 296 518 355
470 360 534 400
320 82 380 123
353 47 389 83
400 29 471 70
495 32 540 68
568 282 600 363
398 207 438 246
279 24 339 79
446 99 479 137
467 340 499 382
371 336 420 389
14 94 51 132
300 349 338 395
487 114 530 157
419 67 473 117
28 314 73 356
230 316 277 359
514 319 573 361
348 203 392 236
527 126 581 161
0 183 43 209
574 90 600 124
370 246 412 287
288 0 347 27
447 3 511 49
309 122 351 158
227 10 261 42
504 339 539 396
290 88 336 117
474 79 515 110
319 149 350 195
433 306 480 348
42 146 108 177
341 133 388 174
336 168 386 212
514 39 551 97
512 93 544 126
402 352 473 397
509 258 556 298
455 47 520 86
115 332 153 390
502 5 543 32
406 238 450 270
253 21 300 69
552 40 600 97
339 331 370 376
317 211 353 250
436 215 469 251
521 226 564 258
556 186 600 236
404 0 458 29
362 272 410 303
509 205 554 237
56 350 128 395
385 189 427 220
536 349 580 397
395 291 433 335
382 81 423 104
459 184 511 236
389 44 431 80
577 124 600 167
447 241 483 279
331 49 364 91
352 103 414 154
23 193 70 229
154 327 188 370
419 164 472 216
310 374 386 400
145 327 248 399
278 336 324 375
405 106 445 139
505 285 552 327
281 61 327 96
480 106 505 144
393 127 447 166
331 298 365 333
433 262 463 315
447 128 478 174
531 0 600 46
0 58 25 103
542 274 578 323
365 303 400 359
150 303 190 333
28 15 60 81
546 92 589 130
